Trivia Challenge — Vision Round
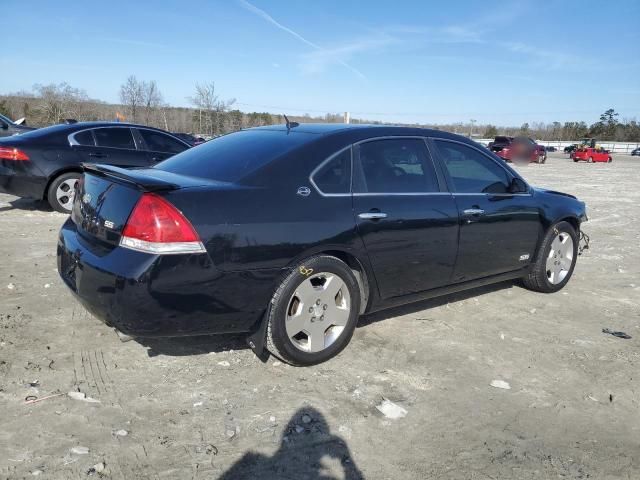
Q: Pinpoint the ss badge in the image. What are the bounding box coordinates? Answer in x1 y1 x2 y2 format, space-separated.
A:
104 220 115 229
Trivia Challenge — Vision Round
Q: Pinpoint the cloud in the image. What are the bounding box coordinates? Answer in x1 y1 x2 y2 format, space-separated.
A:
237 0 368 79
300 35 396 77
501 42 585 69
99 37 172 50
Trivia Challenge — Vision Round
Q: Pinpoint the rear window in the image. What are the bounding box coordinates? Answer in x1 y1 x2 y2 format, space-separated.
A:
494 136 510 143
155 129 316 182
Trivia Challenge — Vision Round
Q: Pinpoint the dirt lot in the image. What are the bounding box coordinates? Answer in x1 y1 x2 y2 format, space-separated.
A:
0 152 639 479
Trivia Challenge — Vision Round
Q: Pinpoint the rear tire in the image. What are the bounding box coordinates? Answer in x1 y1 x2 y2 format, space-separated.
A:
522 221 578 293
265 255 361 366
608 157 612 163
47 172 81 213
587 157 594 163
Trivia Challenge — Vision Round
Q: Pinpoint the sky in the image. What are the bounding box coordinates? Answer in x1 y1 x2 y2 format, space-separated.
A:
1 0 639 126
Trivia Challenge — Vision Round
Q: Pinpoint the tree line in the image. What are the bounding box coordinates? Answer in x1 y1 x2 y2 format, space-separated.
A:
0 79 638 142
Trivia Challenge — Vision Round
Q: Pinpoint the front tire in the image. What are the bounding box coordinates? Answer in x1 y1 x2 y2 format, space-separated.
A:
265 255 361 366
522 221 578 293
47 172 81 213
587 157 594 163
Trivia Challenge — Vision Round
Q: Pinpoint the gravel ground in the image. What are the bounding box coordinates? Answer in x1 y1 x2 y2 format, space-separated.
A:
0 152 639 479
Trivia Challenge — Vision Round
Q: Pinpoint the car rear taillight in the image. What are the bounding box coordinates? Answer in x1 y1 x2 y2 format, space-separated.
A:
0 147 29 161
120 193 206 254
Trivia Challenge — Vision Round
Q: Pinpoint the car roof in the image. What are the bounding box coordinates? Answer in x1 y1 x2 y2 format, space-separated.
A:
252 122 461 139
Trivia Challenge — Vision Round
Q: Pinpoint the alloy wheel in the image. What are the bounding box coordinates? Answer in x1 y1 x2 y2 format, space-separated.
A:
56 179 78 211
546 232 574 285
285 272 351 353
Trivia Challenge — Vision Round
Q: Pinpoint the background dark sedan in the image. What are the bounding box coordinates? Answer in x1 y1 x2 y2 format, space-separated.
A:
0 113 35 138
0 121 191 212
57 124 587 366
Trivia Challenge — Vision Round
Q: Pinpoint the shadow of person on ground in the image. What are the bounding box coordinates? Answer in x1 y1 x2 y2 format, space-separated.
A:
219 407 364 480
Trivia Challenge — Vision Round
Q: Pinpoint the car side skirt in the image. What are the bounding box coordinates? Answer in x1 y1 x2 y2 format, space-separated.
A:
368 268 528 313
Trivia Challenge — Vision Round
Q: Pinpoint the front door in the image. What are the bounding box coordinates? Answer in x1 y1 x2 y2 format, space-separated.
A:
134 128 190 164
353 137 459 299
431 139 541 282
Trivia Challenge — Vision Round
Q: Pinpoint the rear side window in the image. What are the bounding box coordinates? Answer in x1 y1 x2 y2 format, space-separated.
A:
156 129 315 182
94 128 135 150
74 130 95 146
434 140 511 194
355 138 439 193
139 129 189 154
312 148 351 194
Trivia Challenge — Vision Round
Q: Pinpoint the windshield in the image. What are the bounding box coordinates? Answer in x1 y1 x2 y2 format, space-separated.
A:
155 128 317 182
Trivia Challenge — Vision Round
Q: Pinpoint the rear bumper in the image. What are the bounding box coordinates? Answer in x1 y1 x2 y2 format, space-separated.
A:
0 167 47 199
57 218 281 337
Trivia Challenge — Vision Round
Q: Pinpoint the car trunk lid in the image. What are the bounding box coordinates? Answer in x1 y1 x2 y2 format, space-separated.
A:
72 164 210 247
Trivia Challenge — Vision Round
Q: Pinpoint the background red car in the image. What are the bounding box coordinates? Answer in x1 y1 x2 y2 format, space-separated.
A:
572 147 612 163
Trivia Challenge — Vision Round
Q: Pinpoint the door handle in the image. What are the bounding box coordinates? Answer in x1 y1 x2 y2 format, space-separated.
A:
88 152 107 159
463 208 485 216
358 212 388 220
151 156 164 162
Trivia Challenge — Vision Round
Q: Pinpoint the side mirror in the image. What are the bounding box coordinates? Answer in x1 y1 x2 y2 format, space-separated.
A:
509 177 528 194
0 121 8 130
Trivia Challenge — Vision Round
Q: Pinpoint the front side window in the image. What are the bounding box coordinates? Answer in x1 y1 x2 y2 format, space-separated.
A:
312 148 351 194
355 138 438 193
434 141 511 194
139 129 189 154
94 128 135 150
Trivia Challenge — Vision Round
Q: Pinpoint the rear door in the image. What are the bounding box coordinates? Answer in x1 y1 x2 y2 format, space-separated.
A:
431 139 541 282
72 127 150 167
134 128 190 164
352 137 459 299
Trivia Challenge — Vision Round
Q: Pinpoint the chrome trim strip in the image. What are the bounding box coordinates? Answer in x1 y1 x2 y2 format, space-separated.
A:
309 145 353 197
452 192 533 197
68 125 191 151
353 192 452 197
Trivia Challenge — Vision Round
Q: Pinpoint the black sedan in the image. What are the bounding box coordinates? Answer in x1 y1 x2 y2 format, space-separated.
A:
631 148 640 156
0 113 35 138
57 124 588 365
0 121 191 212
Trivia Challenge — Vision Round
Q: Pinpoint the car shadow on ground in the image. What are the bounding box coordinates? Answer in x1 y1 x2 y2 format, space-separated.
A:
137 281 516 359
0 197 52 213
137 333 249 358
218 406 364 479
359 280 515 327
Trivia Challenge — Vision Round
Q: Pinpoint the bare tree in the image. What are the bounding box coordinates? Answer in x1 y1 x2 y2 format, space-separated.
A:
141 80 163 125
32 83 90 124
188 82 235 135
119 76 143 122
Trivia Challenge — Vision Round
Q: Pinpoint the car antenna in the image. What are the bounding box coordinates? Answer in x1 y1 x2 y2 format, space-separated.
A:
283 114 299 130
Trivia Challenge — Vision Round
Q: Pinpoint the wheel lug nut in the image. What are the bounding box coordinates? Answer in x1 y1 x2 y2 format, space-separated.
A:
310 317 315 322
323 305 328 310
308 307 313 313
320 315 324 321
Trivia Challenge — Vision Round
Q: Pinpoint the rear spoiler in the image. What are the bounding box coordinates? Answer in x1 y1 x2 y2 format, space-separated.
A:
82 164 181 192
